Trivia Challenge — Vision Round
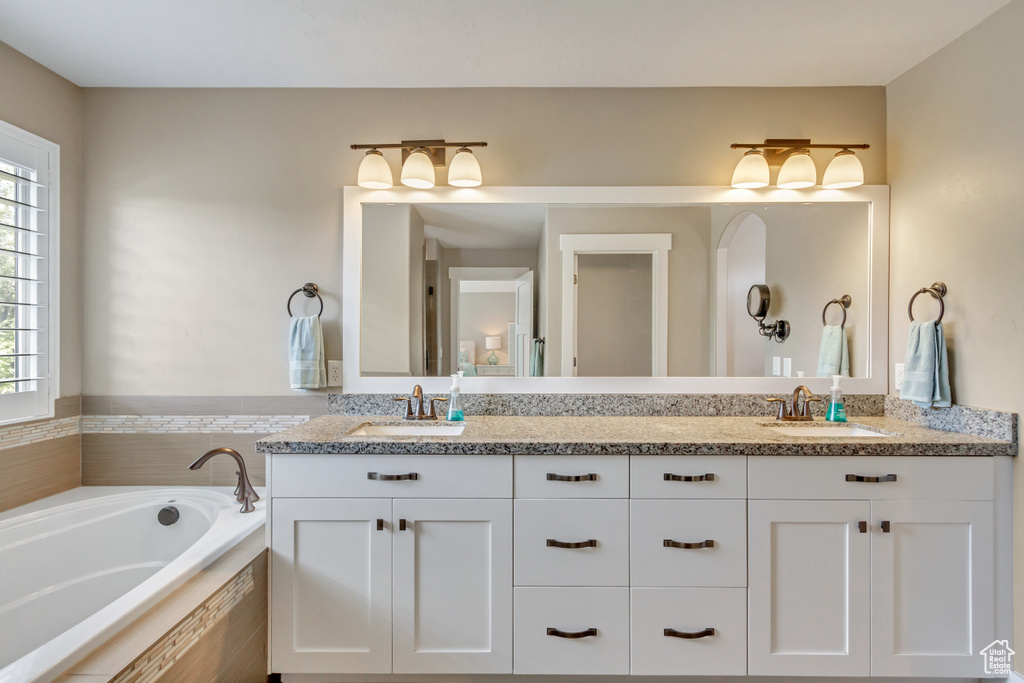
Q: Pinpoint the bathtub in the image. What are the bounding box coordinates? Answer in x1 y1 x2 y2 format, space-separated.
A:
0 486 266 683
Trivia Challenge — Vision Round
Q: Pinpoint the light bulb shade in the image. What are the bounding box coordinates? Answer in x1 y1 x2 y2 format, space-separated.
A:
822 151 864 189
401 149 435 189
448 147 482 187
731 150 769 188
485 336 501 350
357 150 393 189
777 152 817 189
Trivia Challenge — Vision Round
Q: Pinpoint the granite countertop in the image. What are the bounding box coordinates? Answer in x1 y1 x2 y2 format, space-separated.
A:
255 415 1017 456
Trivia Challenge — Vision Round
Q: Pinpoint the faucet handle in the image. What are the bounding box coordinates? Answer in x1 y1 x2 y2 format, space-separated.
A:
429 397 448 420
802 396 822 418
393 396 413 419
766 397 789 421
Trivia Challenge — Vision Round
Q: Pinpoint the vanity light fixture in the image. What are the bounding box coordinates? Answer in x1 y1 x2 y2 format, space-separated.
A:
730 139 869 189
351 139 488 189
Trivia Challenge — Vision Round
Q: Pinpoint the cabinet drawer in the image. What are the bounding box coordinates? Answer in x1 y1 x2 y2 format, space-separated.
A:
514 456 628 498
631 456 746 499
630 500 746 587
270 454 512 498
748 456 994 500
513 587 629 675
514 499 629 586
631 587 747 676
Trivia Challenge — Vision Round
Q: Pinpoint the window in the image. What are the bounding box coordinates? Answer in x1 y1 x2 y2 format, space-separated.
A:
0 120 59 425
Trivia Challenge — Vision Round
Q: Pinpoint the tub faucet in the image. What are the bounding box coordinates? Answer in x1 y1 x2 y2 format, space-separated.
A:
188 447 259 513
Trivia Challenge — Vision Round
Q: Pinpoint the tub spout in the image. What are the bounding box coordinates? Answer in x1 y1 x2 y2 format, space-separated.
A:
188 447 259 513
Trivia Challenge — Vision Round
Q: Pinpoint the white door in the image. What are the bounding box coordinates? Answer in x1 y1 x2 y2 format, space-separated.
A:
392 498 513 674
871 500 995 678
270 498 393 673
513 271 533 376
748 500 871 677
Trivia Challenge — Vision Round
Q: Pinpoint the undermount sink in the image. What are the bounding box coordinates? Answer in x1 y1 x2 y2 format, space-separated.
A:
348 423 466 437
765 424 895 438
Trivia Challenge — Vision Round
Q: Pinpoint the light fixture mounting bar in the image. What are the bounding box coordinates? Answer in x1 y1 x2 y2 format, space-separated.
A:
731 139 869 167
351 140 488 168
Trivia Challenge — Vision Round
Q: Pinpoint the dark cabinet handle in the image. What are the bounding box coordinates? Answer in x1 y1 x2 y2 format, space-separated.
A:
858 521 867 533
547 627 598 639
881 520 891 533
546 472 598 482
663 539 715 549
367 472 419 481
664 473 716 482
376 518 385 531
664 627 715 639
399 518 409 531
845 473 897 483
547 538 598 549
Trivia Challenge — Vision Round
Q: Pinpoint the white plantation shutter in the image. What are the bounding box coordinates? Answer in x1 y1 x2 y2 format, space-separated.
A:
0 121 59 424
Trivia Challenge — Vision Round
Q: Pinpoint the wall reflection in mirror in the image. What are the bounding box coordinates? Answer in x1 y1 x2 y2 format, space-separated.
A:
360 202 869 379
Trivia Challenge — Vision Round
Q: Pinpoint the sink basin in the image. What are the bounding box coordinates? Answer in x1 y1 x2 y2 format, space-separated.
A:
348 423 466 437
766 425 894 438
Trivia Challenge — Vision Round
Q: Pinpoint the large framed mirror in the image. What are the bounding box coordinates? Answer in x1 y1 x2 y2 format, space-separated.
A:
343 186 889 394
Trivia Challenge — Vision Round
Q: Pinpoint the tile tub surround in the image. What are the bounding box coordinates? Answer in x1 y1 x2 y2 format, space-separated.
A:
255 414 1016 457
330 393 887 418
884 394 1017 442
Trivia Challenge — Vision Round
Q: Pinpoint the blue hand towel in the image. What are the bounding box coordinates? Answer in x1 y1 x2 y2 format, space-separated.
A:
289 315 326 390
900 321 951 408
816 324 849 377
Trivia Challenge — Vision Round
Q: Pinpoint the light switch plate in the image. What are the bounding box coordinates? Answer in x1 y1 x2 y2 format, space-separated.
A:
783 358 792 377
894 363 905 390
772 357 781 376
327 360 343 387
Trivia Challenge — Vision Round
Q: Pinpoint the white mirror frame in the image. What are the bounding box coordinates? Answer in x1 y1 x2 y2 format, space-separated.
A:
343 185 889 395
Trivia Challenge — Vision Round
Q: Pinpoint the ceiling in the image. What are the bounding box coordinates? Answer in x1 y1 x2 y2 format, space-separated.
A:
416 204 546 250
0 0 1009 88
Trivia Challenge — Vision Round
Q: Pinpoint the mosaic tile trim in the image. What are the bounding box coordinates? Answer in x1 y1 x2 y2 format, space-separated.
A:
0 415 80 451
330 393 886 419
82 415 309 434
884 395 1018 443
111 564 255 683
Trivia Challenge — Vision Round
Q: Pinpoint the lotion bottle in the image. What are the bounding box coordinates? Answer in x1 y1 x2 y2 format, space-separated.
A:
446 371 465 421
826 374 847 423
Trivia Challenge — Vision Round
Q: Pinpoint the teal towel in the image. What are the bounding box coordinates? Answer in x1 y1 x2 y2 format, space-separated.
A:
816 324 849 377
289 315 326 389
530 339 544 377
900 321 951 408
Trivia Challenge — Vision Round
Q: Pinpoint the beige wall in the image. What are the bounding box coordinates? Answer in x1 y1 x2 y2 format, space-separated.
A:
886 0 1024 659
0 43 82 396
80 86 885 394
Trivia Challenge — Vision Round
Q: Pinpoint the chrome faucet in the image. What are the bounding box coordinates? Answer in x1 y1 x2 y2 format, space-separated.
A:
394 384 447 420
766 385 821 421
188 447 260 513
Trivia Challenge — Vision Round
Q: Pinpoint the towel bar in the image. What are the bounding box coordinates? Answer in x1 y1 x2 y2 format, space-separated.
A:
822 295 851 327
287 283 324 318
908 282 946 324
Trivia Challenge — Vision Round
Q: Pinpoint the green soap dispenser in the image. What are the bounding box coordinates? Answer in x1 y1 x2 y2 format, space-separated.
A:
826 374 847 423
446 371 465 421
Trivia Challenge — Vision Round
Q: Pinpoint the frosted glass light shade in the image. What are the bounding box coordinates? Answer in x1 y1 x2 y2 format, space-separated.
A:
731 150 769 188
448 147 482 187
777 151 817 189
357 150 393 189
401 149 435 189
822 150 864 189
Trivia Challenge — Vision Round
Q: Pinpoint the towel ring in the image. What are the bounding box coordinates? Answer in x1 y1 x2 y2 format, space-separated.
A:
908 281 946 324
287 283 323 318
822 295 851 327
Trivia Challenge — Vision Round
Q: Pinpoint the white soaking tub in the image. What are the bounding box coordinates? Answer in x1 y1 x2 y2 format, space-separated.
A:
0 486 266 683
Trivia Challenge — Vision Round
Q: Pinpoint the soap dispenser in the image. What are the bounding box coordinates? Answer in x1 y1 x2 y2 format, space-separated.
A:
446 371 465 421
826 375 847 423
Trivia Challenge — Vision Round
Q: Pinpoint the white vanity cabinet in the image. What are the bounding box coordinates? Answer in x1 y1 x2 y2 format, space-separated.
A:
268 454 513 675
748 456 997 679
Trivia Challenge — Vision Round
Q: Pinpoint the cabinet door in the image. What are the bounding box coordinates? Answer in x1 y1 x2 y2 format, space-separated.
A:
748 500 871 677
270 498 392 674
393 498 513 674
871 500 995 678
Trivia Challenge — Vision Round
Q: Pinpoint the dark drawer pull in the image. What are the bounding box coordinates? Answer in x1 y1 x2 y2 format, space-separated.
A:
881 520 891 533
547 538 598 549
845 473 897 483
376 518 385 531
367 472 419 481
547 627 598 639
664 472 716 482
663 539 715 549
858 521 867 533
399 518 409 531
546 472 598 482
664 627 715 639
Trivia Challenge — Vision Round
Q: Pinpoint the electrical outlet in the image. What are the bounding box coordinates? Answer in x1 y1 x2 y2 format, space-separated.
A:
327 360 343 387
772 357 781 376
783 358 792 377
894 362 905 391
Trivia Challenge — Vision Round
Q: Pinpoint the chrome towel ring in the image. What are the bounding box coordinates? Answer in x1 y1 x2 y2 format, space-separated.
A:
287 282 324 318
908 281 946 324
822 295 851 327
